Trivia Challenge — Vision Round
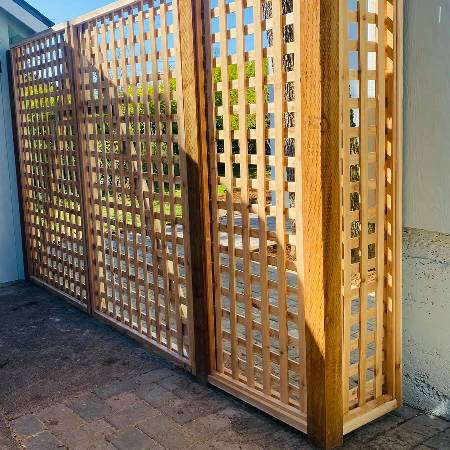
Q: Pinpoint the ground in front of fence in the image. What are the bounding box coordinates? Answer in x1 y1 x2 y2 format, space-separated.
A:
0 282 448 450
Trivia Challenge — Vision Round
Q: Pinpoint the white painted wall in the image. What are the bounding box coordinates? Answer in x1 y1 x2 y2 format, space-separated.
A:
403 0 450 235
403 0 450 419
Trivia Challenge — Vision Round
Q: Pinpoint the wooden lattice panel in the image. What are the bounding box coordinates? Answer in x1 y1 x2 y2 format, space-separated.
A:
205 0 306 420
12 29 88 305
342 0 400 415
75 0 192 363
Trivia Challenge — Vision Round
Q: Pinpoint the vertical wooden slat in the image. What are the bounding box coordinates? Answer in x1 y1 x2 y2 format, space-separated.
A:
272 0 289 405
253 0 271 397
202 0 222 375
384 0 396 401
219 0 238 380
117 8 135 328
302 0 342 447
136 3 154 341
341 0 351 415
148 3 164 343
235 0 254 390
394 0 404 405
375 0 386 399
358 0 369 407
293 0 307 414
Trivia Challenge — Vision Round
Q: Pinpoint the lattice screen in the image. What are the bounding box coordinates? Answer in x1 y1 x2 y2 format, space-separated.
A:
12 29 88 305
206 0 307 416
74 0 192 363
11 0 402 437
342 0 399 414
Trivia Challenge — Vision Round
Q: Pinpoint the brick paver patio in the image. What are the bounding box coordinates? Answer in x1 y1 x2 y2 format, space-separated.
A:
0 282 448 449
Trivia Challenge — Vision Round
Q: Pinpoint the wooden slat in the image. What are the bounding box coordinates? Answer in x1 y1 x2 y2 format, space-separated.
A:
253 0 271 396
375 0 386 399
358 0 369 408
235 0 254 388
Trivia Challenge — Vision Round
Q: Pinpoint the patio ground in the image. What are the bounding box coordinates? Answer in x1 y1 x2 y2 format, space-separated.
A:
0 282 448 450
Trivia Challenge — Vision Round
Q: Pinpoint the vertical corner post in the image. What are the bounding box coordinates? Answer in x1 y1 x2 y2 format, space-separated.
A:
301 0 343 448
176 0 213 382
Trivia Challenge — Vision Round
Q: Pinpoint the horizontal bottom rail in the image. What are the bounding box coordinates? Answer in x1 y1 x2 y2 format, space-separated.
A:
208 372 307 434
343 395 399 435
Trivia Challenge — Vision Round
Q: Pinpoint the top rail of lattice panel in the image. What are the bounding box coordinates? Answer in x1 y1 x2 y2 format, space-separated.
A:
10 0 154 48
10 22 67 48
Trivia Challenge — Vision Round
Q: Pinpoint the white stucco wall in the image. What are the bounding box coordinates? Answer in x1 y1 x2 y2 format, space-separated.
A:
403 0 450 419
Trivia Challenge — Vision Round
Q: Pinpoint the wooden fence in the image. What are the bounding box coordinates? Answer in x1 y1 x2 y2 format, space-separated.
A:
10 0 403 448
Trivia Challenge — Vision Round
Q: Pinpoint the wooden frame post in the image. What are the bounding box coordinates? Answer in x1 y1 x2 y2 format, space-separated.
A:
67 22 96 315
176 0 213 382
302 0 342 448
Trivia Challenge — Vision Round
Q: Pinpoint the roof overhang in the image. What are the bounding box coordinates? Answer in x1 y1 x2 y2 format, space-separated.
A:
0 0 53 32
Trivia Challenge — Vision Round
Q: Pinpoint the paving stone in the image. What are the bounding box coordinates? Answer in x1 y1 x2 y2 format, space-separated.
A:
105 401 159 429
407 414 450 433
219 405 252 420
66 393 113 422
37 404 85 435
0 415 17 450
344 412 404 445
95 379 137 400
56 419 115 449
138 412 179 435
193 393 232 414
260 428 313 450
158 398 199 425
135 384 179 408
171 381 211 401
108 427 163 450
188 429 263 450
86 438 117 450
423 428 450 449
138 415 193 449
24 431 64 450
134 368 176 386
184 412 231 438
365 414 450 449
225 406 280 442
0 429 15 450
158 374 190 392
391 405 422 420
10 415 44 438
106 392 142 411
